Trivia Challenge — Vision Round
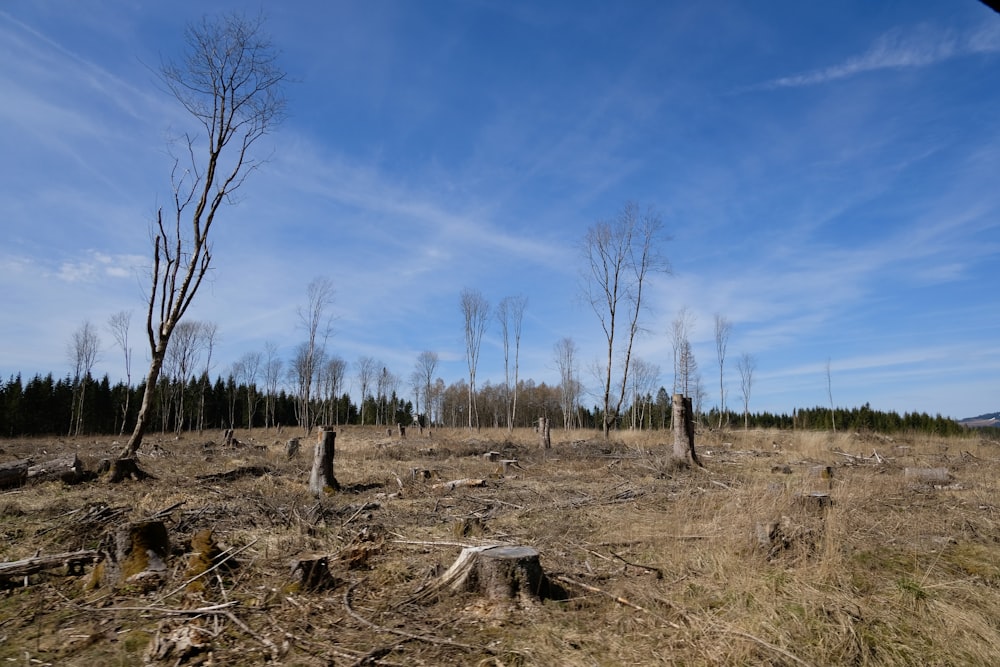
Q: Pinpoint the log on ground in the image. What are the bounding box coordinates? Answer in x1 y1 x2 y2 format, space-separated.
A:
27 454 85 484
0 549 105 581
0 458 31 490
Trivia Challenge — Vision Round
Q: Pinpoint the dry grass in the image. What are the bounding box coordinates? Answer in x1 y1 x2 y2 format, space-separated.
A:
1 425 999 665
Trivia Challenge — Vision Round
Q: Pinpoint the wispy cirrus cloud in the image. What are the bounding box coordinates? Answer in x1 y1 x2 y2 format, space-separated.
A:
749 23 1000 91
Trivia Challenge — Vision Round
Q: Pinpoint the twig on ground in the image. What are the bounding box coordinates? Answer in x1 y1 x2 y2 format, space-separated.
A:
155 538 258 603
609 551 663 578
342 579 490 654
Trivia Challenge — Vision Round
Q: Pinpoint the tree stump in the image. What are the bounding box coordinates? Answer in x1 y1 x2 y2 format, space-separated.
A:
538 417 551 449
419 545 551 604
671 394 701 467
289 554 338 592
106 457 155 483
103 521 169 590
308 427 340 496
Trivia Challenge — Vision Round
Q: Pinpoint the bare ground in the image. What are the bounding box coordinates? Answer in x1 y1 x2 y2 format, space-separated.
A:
1 426 999 666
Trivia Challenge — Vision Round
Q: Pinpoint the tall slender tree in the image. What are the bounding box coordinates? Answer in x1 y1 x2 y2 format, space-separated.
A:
107 311 132 435
713 314 731 428
738 353 756 431
496 295 527 432
123 13 286 459
68 321 100 436
460 288 490 430
582 202 669 439
295 277 335 433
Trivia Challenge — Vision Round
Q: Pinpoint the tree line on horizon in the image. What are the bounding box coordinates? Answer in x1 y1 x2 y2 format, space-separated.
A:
0 370 974 439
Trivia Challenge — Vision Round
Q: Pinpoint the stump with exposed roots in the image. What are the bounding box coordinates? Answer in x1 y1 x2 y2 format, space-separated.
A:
416 545 556 605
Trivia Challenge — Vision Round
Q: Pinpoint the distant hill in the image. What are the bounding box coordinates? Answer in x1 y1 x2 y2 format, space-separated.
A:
960 412 1000 428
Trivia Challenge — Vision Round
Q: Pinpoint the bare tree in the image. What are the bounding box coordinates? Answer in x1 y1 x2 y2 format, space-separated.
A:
262 341 282 429
460 288 490 430
553 337 581 429
123 13 286 459
582 202 668 439
235 350 262 429
713 314 731 428
496 295 527 432
737 353 756 431
295 277 335 433
627 357 660 430
376 366 392 426
68 321 101 436
355 356 377 425
108 311 132 435
320 355 347 425
164 320 209 433
670 307 695 395
826 358 836 432
195 322 218 433
413 351 439 425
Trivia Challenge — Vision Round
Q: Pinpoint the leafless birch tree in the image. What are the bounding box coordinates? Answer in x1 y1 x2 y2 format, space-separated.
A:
737 352 755 431
108 311 132 435
68 321 100 436
460 288 490 430
412 350 439 425
295 277 335 433
826 358 836 432
262 341 282 429
714 314 731 427
123 13 286 459
553 337 581 429
583 202 669 439
496 295 527 432
670 307 695 396
355 356 377 425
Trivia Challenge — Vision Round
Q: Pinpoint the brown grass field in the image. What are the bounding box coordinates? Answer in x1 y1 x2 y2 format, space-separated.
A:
1 426 999 666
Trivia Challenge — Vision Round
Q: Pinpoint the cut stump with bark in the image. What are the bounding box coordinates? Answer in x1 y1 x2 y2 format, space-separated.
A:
308 428 340 496
416 545 553 605
672 394 702 467
288 554 338 592
100 521 170 590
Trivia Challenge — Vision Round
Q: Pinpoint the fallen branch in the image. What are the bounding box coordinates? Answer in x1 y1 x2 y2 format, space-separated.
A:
342 579 490 654
610 551 663 579
85 601 240 615
554 575 648 614
431 478 487 492
195 466 273 483
0 549 104 579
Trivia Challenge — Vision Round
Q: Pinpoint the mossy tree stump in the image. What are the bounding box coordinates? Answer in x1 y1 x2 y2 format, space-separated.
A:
101 520 169 590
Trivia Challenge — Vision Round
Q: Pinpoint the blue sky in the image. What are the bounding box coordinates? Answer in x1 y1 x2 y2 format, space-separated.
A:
1 1 998 420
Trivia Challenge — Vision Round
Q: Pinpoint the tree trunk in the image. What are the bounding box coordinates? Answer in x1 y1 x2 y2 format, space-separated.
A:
123 343 168 459
672 394 701 467
538 416 551 449
308 427 340 496
0 459 31 490
27 455 84 484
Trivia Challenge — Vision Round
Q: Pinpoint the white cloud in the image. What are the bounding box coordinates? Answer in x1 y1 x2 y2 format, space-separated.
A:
750 23 1000 91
